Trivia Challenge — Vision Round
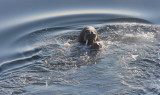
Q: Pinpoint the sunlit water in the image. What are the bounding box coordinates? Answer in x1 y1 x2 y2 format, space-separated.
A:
0 0 160 95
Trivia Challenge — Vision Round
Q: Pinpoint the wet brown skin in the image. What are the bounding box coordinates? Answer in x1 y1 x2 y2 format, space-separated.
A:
90 42 102 50
78 26 102 49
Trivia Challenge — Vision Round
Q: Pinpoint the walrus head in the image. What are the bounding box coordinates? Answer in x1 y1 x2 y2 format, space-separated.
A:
79 26 99 45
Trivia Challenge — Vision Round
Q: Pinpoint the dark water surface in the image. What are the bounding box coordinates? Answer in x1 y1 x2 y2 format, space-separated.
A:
0 0 160 95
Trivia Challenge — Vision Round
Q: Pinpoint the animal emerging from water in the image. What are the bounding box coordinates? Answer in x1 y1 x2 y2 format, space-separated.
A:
78 26 102 49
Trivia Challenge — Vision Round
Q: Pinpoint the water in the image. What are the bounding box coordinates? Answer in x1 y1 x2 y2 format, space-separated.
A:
0 0 160 95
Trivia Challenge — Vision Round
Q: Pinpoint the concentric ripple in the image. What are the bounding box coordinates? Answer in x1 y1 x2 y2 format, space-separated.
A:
0 13 160 95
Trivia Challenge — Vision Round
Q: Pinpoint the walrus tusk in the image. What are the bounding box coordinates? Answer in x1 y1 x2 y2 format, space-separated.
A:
86 40 88 46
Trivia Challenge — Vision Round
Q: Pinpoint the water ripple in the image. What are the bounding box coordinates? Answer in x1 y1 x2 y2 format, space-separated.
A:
0 12 160 94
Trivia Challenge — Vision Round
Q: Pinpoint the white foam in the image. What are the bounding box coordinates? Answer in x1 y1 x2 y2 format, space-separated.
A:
131 55 138 60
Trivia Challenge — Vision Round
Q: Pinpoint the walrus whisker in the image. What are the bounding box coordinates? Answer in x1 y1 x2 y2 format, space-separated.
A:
86 40 88 46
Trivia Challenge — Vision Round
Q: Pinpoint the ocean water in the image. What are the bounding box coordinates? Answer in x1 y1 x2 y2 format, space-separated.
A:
0 0 160 95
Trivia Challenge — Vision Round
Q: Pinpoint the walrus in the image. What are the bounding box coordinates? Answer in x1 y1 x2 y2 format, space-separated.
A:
78 26 102 49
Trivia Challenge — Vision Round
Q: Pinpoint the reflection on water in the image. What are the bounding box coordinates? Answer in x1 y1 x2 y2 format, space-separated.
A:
0 18 160 94
0 0 160 94
0 10 144 29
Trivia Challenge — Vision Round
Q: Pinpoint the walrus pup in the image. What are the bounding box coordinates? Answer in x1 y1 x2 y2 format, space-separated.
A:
79 26 102 49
